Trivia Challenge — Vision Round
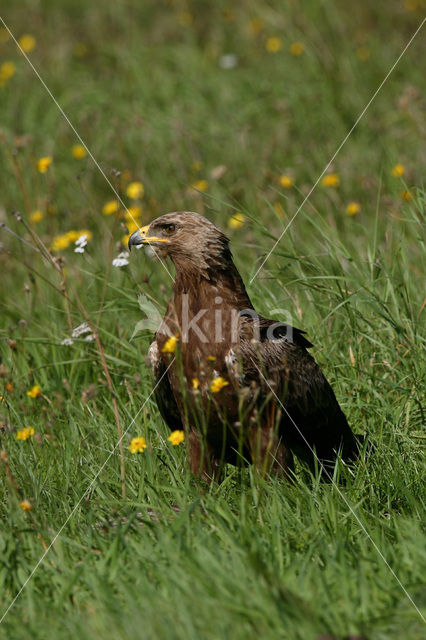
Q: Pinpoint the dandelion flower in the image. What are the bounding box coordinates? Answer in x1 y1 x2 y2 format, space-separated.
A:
126 182 144 199
29 210 44 224
162 336 178 354
191 179 208 192
210 377 229 393
321 173 340 187
0 61 16 81
129 436 147 454
266 37 282 53
290 42 304 56
400 190 412 201
27 385 41 399
51 234 70 251
71 144 87 159
18 34 36 53
228 213 245 229
207 355 216 361
102 200 120 216
20 499 33 511
37 156 52 173
125 206 142 222
279 174 294 188
168 430 185 445
16 426 35 441
346 202 361 216
192 377 200 389
69 229 92 244
392 164 405 178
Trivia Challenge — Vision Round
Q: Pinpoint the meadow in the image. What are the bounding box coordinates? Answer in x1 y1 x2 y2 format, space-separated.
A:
0 1 425 638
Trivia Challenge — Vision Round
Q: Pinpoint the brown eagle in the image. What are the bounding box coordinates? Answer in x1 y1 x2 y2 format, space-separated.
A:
129 212 358 480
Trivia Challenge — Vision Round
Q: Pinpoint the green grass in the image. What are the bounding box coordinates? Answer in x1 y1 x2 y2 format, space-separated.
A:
0 1 425 638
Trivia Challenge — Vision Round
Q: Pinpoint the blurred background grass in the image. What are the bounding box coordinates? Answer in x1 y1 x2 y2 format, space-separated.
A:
0 1 425 639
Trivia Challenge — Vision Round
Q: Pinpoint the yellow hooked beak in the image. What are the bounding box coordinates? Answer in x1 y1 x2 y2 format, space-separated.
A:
128 225 170 251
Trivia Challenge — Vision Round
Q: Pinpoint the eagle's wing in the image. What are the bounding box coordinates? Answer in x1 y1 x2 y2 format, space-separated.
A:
226 317 358 467
148 341 183 432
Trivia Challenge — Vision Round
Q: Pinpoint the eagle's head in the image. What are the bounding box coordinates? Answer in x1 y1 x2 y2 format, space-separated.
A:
128 211 231 276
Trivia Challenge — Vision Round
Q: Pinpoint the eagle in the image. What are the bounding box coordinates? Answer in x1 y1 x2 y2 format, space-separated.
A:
129 212 359 481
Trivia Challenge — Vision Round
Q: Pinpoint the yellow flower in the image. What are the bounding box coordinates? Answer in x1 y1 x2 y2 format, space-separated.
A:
279 174 294 188
16 426 35 441
192 377 200 390
51 230 91 251
210 377 229 393
37 156 52 173
290 42 304 56
400 190 412 201
191 179 208 192
392 164 405 178
20 500 33 511
27 385 41 399
346 202 361 216
0 61 16 81
206 355 216 361
122 220 140 247
51 234 70 251
102 199 120 216
125 206 142 222
266 37 282 53
168 430 185 445
162 336 178 354
29 210 44 224
126 182 145 199
228 213 245 229
356 46 370 62
18 34 36 53
129 436 147 454
67 229 92 243
321 173 340 187
71 144 87 159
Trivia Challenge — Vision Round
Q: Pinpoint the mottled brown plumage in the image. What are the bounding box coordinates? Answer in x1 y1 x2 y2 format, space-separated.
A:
129 212 359 480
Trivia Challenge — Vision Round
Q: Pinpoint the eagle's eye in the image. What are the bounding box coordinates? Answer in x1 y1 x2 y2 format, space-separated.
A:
163 223 175 234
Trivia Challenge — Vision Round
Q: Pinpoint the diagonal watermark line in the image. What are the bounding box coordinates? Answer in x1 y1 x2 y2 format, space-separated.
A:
0 16 174 282
256 367 426 624
249 17 426 285
0 358 175 625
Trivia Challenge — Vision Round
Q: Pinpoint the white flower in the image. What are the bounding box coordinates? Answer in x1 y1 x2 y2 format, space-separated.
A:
84 333 96 342
71 322 92 338
218 54 238 70
74 234 88 253
61 337 74 346
112 251 130 267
